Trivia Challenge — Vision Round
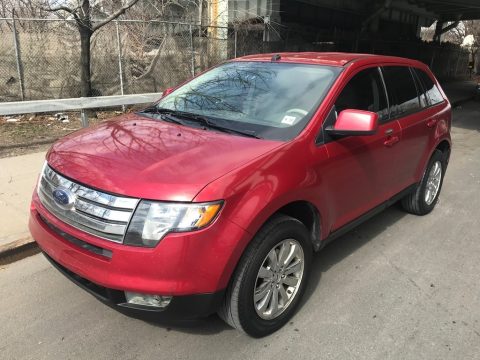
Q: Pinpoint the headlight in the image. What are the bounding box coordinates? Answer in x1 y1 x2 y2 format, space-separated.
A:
124 200 223 247
37 161 48 195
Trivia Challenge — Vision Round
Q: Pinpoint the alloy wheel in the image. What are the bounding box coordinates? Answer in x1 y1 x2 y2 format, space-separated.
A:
425 160 442 205
253 239 305 320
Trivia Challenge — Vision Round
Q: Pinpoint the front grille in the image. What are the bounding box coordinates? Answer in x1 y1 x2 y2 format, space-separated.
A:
37 164 139 243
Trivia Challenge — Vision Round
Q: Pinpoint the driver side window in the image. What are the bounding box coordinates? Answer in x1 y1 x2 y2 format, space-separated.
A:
335 68 389 122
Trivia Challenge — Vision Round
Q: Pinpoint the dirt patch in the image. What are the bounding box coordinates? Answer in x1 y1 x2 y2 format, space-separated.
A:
0 110 123 158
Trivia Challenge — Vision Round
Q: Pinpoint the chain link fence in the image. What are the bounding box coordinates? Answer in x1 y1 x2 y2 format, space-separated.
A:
0 18 23 102
0 17 473 102
0 17 270 102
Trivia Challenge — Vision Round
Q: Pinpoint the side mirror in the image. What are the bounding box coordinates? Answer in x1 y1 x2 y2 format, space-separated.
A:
325 109 378 137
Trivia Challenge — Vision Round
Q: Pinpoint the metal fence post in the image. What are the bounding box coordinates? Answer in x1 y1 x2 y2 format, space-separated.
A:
12 15 25 101
445 51 452 78
454 50 463 78
189 24 195 76
234 27 238 58
115 20 125 111
80 109 89 127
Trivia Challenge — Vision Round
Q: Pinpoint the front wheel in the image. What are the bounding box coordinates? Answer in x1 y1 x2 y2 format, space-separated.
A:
402 150 445 215
218 214 312 337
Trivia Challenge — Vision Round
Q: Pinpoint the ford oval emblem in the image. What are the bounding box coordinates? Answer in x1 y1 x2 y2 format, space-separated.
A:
52 188 75 209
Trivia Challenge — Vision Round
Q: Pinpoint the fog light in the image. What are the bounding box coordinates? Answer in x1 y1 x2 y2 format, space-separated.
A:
125 292 172 308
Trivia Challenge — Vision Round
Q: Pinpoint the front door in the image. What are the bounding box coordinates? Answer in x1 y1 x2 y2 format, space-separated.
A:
322 66 403 231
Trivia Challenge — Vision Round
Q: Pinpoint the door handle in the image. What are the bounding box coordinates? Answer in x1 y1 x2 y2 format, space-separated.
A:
384 136 400 147
427 119 438 128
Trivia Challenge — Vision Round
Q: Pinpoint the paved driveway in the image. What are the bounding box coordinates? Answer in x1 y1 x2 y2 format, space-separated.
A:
1 102 479 360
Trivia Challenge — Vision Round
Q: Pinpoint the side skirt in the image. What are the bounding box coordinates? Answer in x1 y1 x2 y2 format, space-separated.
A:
318 183 418 250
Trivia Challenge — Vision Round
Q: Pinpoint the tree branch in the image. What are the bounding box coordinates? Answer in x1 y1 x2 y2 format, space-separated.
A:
39 0 83 14
92 0 141 31
43 5 75 14
40 1 82 22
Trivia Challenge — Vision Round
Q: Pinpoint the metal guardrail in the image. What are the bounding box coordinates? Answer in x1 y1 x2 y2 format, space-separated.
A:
0 17 229 102
0 93 161 126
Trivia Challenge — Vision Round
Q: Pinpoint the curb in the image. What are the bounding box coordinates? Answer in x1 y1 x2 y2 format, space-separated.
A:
0 236 39 265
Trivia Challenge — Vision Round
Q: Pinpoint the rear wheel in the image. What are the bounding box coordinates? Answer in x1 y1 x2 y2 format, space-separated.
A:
218 214 312 337
402 150 445 215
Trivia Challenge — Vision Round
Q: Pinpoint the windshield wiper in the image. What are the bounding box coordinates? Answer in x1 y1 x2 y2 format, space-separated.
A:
143 107 263 139
138 107 186 126
183 112 263 139
207 124 263 139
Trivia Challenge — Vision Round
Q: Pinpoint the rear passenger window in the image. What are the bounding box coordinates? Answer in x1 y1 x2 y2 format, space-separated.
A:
411 69 429 108
414 68 444 106
382 66 420 117
335 67 389 122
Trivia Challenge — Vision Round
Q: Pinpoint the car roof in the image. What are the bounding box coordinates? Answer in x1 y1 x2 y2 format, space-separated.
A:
235 52 424 68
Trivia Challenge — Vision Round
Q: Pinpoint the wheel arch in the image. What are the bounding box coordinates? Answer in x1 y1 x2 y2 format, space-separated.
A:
274 200 322 251
435 139 451 166
415 137 451 182
222 198 322 286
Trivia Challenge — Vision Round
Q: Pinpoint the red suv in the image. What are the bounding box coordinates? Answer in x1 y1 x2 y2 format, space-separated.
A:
29 52 451 337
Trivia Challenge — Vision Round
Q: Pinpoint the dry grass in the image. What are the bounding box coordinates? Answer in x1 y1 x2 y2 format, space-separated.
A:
0 111 121 157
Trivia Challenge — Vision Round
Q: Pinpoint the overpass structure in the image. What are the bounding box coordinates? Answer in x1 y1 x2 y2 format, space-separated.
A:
223 0 480 39
207 0 480 78
418 0 480 20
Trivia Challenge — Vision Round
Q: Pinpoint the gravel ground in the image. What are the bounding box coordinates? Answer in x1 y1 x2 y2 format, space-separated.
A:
0 110 123 158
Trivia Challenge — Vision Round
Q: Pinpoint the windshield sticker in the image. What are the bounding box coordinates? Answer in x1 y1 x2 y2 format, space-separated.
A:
281 115 297 125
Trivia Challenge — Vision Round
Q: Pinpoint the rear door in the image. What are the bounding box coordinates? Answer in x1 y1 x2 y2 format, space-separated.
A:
322 66 403 231
381 66 435 187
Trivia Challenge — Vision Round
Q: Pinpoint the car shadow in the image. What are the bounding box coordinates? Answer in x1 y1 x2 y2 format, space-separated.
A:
143 314 232 336
139 203 408 336
451 101 480 132
300 203 407 307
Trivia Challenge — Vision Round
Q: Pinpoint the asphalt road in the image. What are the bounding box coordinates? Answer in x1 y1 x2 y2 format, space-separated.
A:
1 101 480 360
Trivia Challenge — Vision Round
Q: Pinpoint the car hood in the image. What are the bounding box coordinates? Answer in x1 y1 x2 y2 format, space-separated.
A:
47 114 282 201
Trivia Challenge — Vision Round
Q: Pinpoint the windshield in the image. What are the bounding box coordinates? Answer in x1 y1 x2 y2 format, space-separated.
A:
154 61 341 141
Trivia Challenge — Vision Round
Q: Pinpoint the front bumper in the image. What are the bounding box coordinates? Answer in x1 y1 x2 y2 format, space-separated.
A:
43 251 225 320
30 191 251 317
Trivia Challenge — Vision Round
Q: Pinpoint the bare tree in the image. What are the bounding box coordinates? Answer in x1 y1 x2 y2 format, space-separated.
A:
445 21 480 73
449 21 479 53
30 0 142 97
0 0 42 18
420 23 435 42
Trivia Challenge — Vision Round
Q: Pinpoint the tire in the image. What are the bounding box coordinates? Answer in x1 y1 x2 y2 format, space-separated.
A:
401 150 446 215
218 214 312 337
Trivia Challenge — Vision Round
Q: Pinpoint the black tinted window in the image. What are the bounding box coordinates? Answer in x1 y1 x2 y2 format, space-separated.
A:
411 69 429 108
414 68 444 105
382 66 420 117
335 67 389 122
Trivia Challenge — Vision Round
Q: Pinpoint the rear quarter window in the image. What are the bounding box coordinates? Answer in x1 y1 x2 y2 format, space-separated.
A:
413 68 444 106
